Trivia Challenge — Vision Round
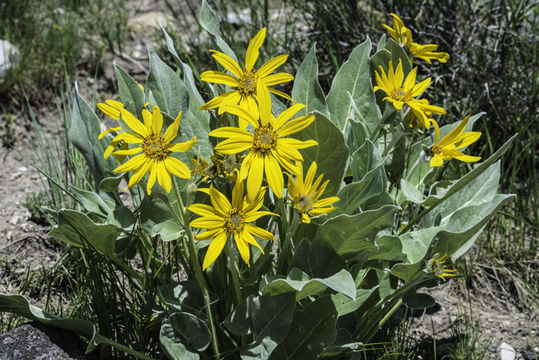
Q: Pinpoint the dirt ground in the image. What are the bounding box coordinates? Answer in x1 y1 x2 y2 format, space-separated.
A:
0 1 537 359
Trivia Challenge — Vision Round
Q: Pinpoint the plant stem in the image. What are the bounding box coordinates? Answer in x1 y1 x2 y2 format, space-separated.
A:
225 241 243 304
172 179 221 360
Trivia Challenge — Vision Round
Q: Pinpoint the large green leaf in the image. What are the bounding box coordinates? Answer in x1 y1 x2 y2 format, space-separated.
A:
350 139 385 182
292 112 348 196
314 205 399 255
69 84 115 188
115 64 145 118
326 38 380 133
160 318 199 360
269 296 338 360
262 268 356 301
49 209 121 256
423 162 501 227
146 51 189 119
179 109 213 161
224 293 296 360
199 0 237 62
70 186 113 217
330 288 376 316
140 193 179 238
333 162 386 216
291 44 328 117
0 294 151 359
157 281 205 316
392 193 513 280
289 239 347 278
169 312 211 352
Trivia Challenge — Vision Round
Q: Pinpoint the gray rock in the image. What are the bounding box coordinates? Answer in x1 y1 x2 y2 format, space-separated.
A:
0 323 97 359
500 342 516 360
522 349 538 360
0 40 20 78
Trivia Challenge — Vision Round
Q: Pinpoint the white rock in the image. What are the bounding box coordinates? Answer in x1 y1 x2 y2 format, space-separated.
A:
500 342 516 360
0 40 20 78
127 12 175 36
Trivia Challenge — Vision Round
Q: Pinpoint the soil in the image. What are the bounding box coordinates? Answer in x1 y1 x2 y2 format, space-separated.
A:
0 1 537 359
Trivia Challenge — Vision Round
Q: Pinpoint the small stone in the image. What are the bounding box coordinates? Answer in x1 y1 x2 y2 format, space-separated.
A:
17 166 27 172
521 349 538 360
500 342 516 360
0 40 20 78
127 12 175 36
9 215 19 225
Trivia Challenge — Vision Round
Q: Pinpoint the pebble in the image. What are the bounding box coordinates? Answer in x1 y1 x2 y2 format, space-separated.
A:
522 349 538 360
500 342 516 360
0 39 20 78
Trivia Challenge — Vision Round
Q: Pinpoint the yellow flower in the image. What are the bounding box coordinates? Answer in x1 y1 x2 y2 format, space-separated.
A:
106 106 196 194
382 13 413 47
430 115 481 167
409 43 450 64
383 13 449 64
209 87 317 201
287 161 339 223
429 254 458 281
374 60 445 129
199 28 294 129
188 181 276 270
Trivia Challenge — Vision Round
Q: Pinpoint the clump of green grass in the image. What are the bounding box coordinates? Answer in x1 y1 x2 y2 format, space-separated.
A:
0 0 127 93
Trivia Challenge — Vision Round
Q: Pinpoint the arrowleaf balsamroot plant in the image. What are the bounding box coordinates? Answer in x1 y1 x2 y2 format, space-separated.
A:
0 4 515 360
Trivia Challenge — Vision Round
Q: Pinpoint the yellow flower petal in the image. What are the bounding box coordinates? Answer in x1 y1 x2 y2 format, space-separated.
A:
245 28 266 72
209 185 232 216
268 87 294 103
98 127 121 140
152 105 164 134
256 54 288 78
244 224 274 241
195 228 224 241
113 147 143 156
114 153 146 173
157 161 172 192
264 154 284 198
120 109 148 137
262 72 294 86
231 179 244 209
169 137 197 153
210 50 243 78
165 157 191 179
234 233 251 266
147 167 157 195
257 79 271 126
200 71 240 87
163 112 182 143
221 104 260 129
277 114 315 137
127 158 153 189
273 103 305 130
202 231 228 270
247 155 264 202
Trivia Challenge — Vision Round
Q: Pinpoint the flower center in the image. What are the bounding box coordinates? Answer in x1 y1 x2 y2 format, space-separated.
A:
431 145 442 155
225 209 245 234
142 134 170 160
392 88 409 101
239 71 257 97
221 154 239 174
253 126 277 154
295 194 313 213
